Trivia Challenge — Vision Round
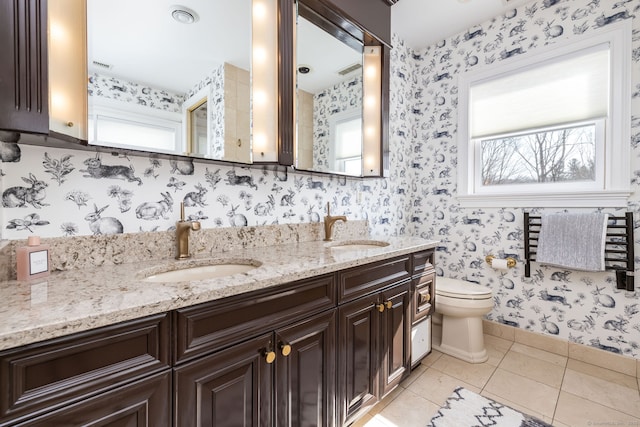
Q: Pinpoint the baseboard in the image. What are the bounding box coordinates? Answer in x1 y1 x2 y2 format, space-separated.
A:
482 319 639 379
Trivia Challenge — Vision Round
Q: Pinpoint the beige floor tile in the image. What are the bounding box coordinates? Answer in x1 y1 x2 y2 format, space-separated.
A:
554 391 640 427
567 359 638 390
484 368 560 417
481 390 552 424
561 369 640 418
484 334 512 366
430 354 497 388
484 333 514 352
373 389 440 427
406 367 480 406
421 349 443 367
499 349 565 388
366 386 404 417
350 413 374 427
514 328 568 356
510 342 568 367
552 421 571 427
402 363 428 388
569 342 636 377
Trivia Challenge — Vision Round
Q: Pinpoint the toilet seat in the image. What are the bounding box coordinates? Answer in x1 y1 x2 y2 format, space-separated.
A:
436 277 492 300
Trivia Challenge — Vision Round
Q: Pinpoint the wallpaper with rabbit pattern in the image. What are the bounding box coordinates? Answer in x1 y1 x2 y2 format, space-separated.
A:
2 0 640 358
88 73 185 113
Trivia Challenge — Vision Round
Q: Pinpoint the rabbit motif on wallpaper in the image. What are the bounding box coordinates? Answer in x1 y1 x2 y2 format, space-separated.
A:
84 204 124 235
2 174 48 208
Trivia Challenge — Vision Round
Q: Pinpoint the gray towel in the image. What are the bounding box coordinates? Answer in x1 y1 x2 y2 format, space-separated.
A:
536 213 608 272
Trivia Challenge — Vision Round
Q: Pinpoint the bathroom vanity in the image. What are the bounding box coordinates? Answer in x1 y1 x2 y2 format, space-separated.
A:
0 236 436 426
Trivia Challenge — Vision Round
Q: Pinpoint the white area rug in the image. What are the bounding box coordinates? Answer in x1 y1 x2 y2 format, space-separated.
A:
427 387 553 427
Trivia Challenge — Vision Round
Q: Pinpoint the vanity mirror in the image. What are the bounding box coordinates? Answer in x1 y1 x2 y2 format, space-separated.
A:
86 0 255 163
293 0 389 177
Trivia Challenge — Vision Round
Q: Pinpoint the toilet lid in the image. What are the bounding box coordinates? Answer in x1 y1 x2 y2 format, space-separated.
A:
436 277 492 299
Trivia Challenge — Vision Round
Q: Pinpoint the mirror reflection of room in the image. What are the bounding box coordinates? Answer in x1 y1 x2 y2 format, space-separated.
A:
86 0 252 163
295 13 364 176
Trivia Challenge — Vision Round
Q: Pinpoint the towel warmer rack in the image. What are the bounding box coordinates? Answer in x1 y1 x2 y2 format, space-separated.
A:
524 212 635 292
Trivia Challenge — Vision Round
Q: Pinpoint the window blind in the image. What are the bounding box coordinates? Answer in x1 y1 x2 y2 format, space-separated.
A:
470 43 610 139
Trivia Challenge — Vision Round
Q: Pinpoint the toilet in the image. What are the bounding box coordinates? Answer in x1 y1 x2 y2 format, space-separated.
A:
432 277 493 363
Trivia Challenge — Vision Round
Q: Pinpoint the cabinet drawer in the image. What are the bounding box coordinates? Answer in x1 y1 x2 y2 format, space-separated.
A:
12 370 171 427
338 256 411 304
412 250 435 276
174 274 336 363
413 272 434 324
0 313 170 424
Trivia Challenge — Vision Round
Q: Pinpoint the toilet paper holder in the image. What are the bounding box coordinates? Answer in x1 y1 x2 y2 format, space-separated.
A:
485 255 516 269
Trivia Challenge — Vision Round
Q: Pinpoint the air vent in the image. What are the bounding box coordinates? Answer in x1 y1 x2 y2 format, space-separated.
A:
337 63 362 76
92 60 113 70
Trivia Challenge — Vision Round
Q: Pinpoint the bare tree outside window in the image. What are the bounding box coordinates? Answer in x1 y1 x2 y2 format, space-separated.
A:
481 123 596 186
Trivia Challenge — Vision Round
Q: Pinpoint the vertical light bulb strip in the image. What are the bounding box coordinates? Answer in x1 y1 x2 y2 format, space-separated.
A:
48 0 87 139
252 0 278 162
363 45 381 176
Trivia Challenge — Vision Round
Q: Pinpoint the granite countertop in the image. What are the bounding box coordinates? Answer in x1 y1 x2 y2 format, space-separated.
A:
0 236 437 351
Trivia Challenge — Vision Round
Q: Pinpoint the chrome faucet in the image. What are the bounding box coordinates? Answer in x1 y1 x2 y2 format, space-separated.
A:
176 202 201 259
323 202 347 241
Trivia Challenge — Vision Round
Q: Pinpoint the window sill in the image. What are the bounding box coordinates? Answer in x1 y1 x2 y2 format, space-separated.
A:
457 190 631 208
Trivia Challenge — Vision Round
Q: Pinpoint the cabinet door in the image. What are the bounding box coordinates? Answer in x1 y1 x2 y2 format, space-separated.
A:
174 333 273 427
338 294 379 426
275 310 336 427
16 370 171 426
0 0 49 134
380 281 411 397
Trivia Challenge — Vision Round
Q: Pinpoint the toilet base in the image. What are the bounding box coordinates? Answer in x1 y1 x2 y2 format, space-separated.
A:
432 314 488 364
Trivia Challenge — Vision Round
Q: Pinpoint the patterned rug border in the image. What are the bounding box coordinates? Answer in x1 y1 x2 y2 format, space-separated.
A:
427 387 553 427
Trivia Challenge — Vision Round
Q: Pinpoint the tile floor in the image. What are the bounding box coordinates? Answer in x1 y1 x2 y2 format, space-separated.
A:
352 334 640 427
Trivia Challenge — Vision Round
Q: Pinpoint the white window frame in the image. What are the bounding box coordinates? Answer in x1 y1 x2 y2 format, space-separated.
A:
457 20 631 208
88 97 183 154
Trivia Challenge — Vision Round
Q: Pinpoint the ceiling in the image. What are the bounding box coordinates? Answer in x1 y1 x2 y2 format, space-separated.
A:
87 0 535 96
391 0 532 50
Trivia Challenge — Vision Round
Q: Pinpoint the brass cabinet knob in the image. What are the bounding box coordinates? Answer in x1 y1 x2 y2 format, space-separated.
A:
420 293 431 304
375 303 385 312
384 301 392 309
66 121 74 127
264 350 276 364
280 343 292 356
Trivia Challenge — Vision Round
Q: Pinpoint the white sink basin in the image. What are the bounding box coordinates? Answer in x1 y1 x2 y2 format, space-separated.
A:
326 240 390 250
143 262 259 282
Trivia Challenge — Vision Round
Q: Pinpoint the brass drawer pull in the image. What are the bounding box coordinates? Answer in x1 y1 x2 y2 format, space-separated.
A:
263 350 276 364
384 301 392 309
280 343 292 356
375 303 385 312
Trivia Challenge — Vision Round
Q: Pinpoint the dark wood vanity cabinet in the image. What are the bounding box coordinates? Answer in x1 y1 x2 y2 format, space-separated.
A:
0 248 433 426
174 310 337 427
412 250 436 324
337 257 412 426
0 0 49 134
0 313 171 426
173 274 337 427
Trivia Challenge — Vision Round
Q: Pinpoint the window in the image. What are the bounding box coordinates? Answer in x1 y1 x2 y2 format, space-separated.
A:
457 21 631 207
329 110 363 175
88 98 183 154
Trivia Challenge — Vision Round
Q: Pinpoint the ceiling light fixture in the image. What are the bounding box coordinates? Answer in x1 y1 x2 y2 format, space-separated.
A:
170 5 199 24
